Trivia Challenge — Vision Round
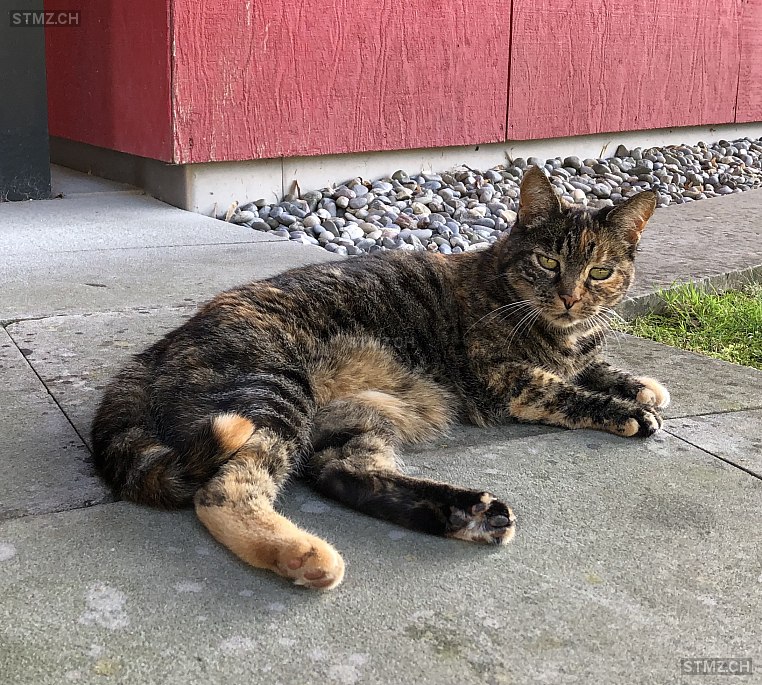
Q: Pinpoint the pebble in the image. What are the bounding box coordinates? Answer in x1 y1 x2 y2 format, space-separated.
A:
342 225 364 241
222 136 762 256
411 228 433 240
563 156 582 170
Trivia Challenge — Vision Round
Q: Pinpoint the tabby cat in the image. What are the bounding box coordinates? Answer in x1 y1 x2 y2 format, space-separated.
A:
92 166 669 590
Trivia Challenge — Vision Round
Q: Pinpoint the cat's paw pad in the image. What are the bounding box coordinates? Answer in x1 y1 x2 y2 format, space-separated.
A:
277 536 345 590
446 492 516 545
612 407 663 438
635 377 671 409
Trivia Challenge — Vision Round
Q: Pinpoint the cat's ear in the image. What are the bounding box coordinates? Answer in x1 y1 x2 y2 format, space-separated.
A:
606 191 657 245
518 166 561 227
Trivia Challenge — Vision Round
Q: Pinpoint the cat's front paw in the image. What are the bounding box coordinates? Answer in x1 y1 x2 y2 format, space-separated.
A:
608 403 663 438
634 376 671 409
446 492 516 545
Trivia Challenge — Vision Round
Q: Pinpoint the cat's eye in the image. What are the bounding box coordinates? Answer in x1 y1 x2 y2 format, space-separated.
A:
537 255 559 270
589 267 613 280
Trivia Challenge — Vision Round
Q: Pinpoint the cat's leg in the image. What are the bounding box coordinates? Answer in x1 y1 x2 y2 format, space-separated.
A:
501 365 663 437
305 396 516 545
574 360 671 409
194 416 345 589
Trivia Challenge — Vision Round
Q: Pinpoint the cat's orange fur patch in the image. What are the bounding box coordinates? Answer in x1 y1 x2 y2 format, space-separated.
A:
212 413 255 453
353 389 441 444
636 376 671 409
311 336 453 443
195 487 344 590
617 419 640 437
578 228 595 254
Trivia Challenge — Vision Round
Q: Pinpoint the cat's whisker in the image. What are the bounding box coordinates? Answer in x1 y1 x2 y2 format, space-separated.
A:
583 314 607 354
582 318 602 352
522 309 543 344
466 300 534 334
604 307 629 346
476 300 530 323
596 311 625 350
599 308 629 351
595 315 612 352
593 313 624 355
504 312 535 350
600 307 627 325
505 306 542 350
493 302 537 328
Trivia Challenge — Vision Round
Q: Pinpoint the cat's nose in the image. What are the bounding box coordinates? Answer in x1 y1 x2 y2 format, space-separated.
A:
559 293 580 310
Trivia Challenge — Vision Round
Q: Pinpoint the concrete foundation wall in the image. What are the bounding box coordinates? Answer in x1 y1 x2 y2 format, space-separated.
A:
52 122 762 216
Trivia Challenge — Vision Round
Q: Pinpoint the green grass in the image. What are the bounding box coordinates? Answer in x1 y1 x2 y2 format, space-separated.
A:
616 283 762 370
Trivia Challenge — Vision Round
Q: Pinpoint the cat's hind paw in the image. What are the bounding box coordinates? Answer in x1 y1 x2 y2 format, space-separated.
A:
276 534 345 590
446 492 516 545
635 376 671 410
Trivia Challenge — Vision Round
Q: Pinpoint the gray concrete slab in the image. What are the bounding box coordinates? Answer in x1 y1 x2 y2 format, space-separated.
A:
5 308 193 444
0 191 340 322
0 326 46 395
620 190 762 316
605 333 762 418
666 410 762 479
1 240 339 322
0 193 281 255
0 429 759 685
0 328 111 521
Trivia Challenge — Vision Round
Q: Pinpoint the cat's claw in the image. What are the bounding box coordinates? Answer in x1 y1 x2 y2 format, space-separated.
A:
446 492 516 545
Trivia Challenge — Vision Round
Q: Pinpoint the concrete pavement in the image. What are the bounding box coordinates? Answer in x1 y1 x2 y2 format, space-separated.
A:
1 168 760 684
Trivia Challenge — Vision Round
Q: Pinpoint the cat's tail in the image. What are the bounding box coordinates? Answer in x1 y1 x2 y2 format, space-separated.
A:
91 362 254 509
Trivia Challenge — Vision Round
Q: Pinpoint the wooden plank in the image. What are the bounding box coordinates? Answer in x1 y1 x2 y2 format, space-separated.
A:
45 0 173 161
171 0 511 163
736 0 762 123
507 0 742 140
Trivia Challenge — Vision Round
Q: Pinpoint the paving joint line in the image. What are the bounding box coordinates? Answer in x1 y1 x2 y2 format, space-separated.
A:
664 428 762 482
45 238 289 254
2 323 94 457
0 498 119 526
1 303 198 327
665 406 762 421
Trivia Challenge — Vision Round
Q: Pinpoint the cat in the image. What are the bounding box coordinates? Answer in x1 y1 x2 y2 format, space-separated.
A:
91 166 669 590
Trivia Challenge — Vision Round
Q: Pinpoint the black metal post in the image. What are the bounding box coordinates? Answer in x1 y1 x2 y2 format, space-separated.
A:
0 0 52 202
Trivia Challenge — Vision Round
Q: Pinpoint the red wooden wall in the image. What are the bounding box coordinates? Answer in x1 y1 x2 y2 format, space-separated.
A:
507 0 742 139
736 0 762 123
45 0 173 160
44 0 762 165
170 0 511 163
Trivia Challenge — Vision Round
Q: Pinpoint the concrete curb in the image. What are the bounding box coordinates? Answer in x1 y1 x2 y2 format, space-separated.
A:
617 262 762 320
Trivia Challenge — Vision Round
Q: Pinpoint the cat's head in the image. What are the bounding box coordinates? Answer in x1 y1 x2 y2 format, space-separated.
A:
496 166 656 328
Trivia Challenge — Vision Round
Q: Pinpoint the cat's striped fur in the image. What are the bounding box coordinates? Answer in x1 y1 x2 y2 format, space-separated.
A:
92 167 668 589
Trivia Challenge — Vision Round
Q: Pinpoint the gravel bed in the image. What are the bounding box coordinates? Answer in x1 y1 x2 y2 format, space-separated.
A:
221 137 762 256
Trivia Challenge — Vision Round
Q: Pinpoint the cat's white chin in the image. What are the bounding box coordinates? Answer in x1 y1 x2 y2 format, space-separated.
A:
547 312 587 329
